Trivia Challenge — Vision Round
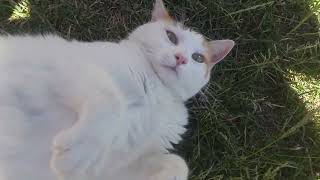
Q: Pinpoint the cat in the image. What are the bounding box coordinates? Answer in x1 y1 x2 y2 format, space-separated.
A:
0 0 234 180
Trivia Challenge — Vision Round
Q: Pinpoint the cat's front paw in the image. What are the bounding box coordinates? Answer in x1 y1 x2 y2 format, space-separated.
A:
149 154 189 180
50 130 107 180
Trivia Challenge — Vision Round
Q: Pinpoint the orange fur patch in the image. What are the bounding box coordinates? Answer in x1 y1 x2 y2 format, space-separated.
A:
203 40 213 78
161 13 174 24
163 13 173 22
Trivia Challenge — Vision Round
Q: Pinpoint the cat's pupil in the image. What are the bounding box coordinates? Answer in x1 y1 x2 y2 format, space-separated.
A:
166 30 178 45
192 53 205 63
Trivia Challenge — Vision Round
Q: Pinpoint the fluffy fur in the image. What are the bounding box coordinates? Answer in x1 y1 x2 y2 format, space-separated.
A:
0 1 234 180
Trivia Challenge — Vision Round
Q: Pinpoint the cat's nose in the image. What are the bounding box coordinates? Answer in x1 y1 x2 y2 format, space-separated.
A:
175 53 188 65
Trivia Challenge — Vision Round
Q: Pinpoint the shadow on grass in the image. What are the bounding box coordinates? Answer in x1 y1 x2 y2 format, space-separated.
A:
178 0 320 179
0 0 319 179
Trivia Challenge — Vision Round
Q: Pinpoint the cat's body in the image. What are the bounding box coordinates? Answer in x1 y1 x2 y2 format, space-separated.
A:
0 1 234 180
0 35 186 180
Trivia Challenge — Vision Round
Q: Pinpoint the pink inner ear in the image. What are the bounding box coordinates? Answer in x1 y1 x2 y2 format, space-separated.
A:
151 0 170 22
208 40 235 64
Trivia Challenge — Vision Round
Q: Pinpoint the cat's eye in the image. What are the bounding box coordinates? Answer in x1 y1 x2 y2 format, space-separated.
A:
192 53 205 63
166 30 178 45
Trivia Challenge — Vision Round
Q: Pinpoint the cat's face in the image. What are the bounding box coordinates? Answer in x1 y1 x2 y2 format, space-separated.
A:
129 0 234 100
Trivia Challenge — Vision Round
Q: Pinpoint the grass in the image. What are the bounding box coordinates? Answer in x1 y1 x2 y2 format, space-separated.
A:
0 0 320 179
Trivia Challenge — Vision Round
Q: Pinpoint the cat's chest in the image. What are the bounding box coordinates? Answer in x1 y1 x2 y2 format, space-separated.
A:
119 81 188 150
105 58 189 149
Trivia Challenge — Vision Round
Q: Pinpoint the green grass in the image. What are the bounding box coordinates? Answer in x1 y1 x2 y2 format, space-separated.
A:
1 0 320 179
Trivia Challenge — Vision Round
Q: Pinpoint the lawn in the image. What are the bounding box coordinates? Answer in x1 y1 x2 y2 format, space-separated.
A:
1 0 320 179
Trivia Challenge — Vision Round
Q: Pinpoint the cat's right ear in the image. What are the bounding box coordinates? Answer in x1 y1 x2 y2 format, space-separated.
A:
207 40 235 65
151 0 172 22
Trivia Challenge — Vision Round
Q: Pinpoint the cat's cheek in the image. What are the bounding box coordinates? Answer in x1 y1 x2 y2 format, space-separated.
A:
203 64 212 79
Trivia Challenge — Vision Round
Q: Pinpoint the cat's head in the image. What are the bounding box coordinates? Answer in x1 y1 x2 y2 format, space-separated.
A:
129 0 234 100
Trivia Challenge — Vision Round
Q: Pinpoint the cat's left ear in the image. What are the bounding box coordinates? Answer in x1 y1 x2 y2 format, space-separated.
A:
151 0 171 22
207 40 235 65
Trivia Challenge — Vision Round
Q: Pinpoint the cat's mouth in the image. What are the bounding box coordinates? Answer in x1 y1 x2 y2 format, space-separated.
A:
163 65 179 77
150 63 180 86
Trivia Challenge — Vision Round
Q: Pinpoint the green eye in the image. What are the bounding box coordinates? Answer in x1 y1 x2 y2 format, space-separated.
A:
192 53 205 63
166 30 178 45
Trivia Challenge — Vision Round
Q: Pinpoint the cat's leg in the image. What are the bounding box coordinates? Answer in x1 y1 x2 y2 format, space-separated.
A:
113 153 189 180
142 153 189 180
50 76 126 180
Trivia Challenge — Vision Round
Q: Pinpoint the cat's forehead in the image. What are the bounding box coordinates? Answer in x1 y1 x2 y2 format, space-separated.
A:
167 22 205 45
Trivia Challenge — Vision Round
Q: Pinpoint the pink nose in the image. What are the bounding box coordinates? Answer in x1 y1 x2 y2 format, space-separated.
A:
175 53 187 65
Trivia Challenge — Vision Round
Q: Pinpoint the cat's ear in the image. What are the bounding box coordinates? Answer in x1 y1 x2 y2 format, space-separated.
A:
151 0 171 22
207 40 235 65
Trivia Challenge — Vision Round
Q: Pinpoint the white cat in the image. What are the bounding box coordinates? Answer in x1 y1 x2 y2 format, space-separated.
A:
0 0 234 180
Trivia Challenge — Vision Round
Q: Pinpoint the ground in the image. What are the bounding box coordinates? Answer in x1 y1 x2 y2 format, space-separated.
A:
0 0 319 179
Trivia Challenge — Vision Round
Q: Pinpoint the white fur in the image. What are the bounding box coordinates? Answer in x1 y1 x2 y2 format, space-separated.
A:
0 1 234 180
